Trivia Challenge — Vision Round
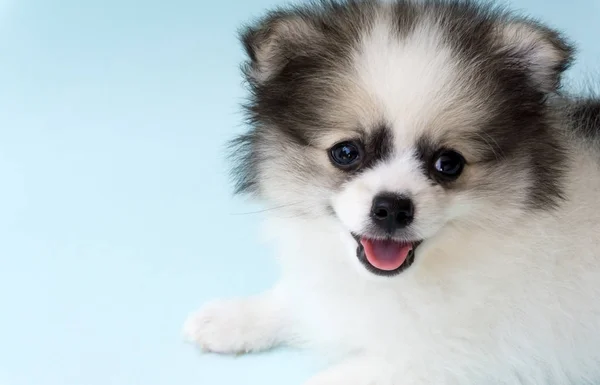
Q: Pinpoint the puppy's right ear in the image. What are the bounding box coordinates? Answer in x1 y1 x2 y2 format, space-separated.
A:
240 11 321 84
494 19 575 93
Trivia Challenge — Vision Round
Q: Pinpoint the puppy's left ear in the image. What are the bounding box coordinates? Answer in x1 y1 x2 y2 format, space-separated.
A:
239 11 322 84
496 20 575 93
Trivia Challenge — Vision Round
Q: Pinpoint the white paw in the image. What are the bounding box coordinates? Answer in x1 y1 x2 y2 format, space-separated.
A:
183 298 280 354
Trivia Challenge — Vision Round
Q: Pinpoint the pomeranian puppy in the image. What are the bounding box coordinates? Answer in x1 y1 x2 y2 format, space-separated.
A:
184 1 600 383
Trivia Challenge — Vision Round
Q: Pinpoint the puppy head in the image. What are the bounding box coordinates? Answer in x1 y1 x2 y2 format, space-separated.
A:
231 0 573 276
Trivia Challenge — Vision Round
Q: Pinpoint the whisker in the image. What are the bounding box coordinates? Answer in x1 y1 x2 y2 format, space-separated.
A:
229 202 302 216
474 131 505 161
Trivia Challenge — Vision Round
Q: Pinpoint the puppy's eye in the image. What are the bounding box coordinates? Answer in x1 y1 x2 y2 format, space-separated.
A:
329 141 363 169
433 149 465 179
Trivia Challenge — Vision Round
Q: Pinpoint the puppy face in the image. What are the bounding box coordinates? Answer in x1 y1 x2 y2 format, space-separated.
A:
232 0 572 275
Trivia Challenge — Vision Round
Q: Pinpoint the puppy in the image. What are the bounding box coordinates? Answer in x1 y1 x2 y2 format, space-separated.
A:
184 1 600 383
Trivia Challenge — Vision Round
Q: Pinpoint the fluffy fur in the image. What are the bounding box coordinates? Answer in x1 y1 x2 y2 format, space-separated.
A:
184 1 600 383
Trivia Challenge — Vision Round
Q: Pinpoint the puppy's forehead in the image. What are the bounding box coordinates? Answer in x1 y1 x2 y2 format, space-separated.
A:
355 17 456 137
316 15 487 150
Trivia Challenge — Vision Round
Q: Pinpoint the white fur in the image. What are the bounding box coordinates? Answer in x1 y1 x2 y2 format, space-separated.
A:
185 11 600 385
186 150 600 384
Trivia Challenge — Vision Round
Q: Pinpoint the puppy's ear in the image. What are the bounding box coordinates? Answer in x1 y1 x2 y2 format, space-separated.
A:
496 19 575 93
240 11 321 84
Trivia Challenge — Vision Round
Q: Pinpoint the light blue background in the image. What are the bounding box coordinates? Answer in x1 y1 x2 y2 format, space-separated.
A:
0 1 597 385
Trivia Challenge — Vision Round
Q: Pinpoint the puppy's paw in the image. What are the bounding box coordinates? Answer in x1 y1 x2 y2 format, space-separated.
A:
183 296 284 354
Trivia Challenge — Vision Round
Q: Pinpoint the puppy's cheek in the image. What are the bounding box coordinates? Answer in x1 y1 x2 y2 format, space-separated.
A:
443 191 482 223
339 230 360 258
332 182 373 233
409 192 449 239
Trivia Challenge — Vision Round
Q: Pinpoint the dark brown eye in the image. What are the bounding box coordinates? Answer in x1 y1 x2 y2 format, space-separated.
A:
329 141 363 169
433 150 465 179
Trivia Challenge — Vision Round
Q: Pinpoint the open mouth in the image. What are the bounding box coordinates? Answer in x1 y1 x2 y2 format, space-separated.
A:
351 234 422 276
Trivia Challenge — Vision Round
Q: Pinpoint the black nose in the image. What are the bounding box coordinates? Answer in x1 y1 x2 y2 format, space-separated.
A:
370 193 414 233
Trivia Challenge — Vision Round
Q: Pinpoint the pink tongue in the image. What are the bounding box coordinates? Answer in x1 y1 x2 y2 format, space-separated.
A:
361 238 413 271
